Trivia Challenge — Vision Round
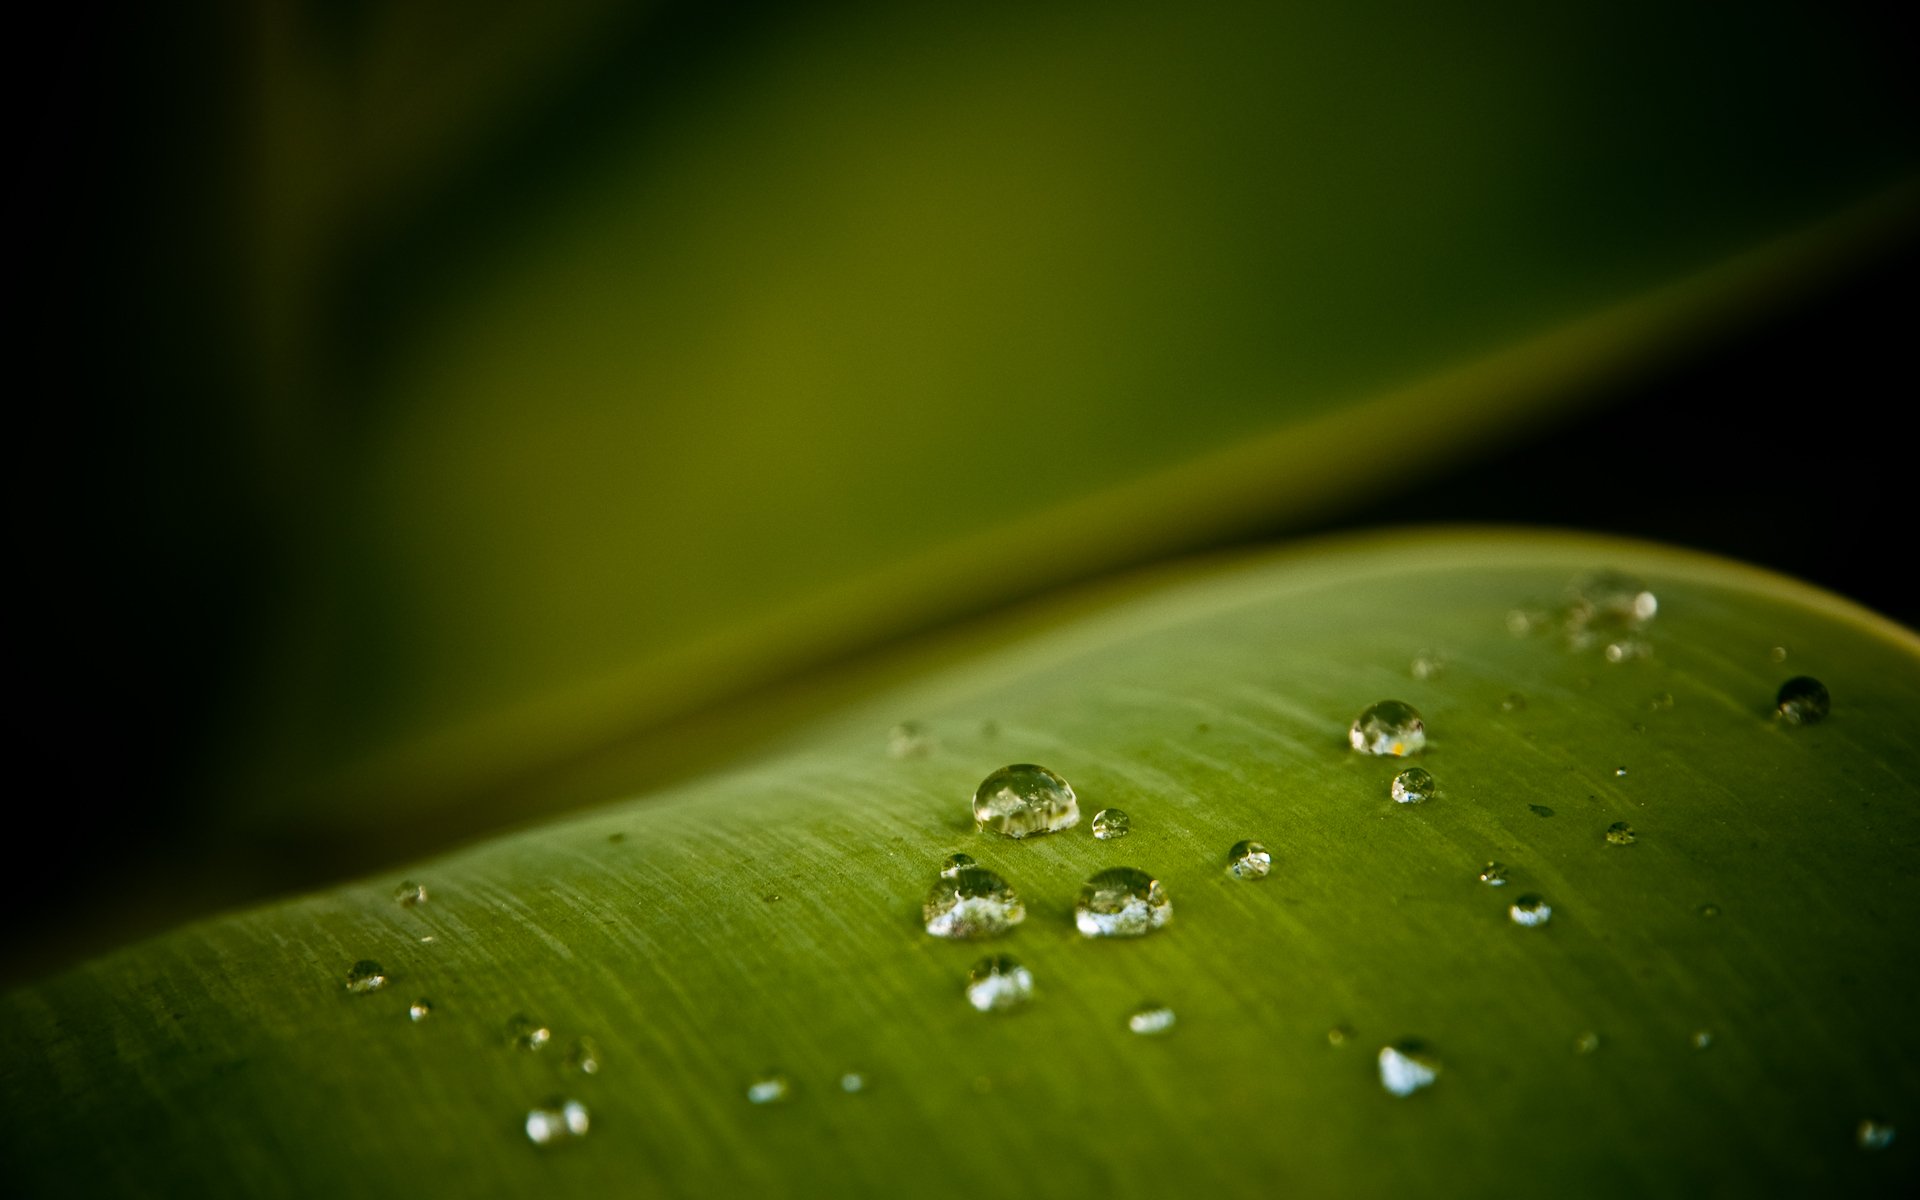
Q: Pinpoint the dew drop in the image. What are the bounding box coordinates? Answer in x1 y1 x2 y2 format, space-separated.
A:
344 960 388 994
1500 692 1527 713
524 1098 590 1146
922 867 1026 939
1605 821 1636 846
1857 1119 1896 1151
1378 1040 1440 1097
1390 767 1435 804
508 1014 552 1051
1509 894 1552 927
1075 867 1172 937
393 880 427 906
972 764 1080 838
1478 862 1508 886
840 1072 867 1094
1697 903 1721 919
1410 652 1445 681
1775 676 1831 725
1349 700 1426 756
1127 1004 1176 1036
1649 692 1675 710
1507 607 1549 637
1770 645 1789 663
1227 841 1272 879
888 721 936 758
1091 808 1131 840
567 1037 603 1076
1604 639 1651 664
1574 1031 1601 1055
1614 766 1628 777
746 1071 791 1105
1326 1025 1352 1047
409 998 433 1022
938 852 977 878
965 955 1035 1012
1528 804 1555 818
1565 570 1658 632
1691 1030 1713 1050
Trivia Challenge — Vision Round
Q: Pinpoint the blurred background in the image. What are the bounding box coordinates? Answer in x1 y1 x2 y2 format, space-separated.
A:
21 0 1916 983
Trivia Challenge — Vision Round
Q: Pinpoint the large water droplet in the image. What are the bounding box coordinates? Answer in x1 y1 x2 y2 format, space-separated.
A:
1391 767 1435 804
567 1037 602 1076
508 1014 552 1051
1565 570 1658 631
408 998 433 1022
1510 894 1552 927
524 1098 589 1146
393 880 427 906
1478 862 1508 886
345 960 387 994
1075 868 1172 937
1378 1040 1440 1097
746 1072 791 1105
939 852 977 878
888 721 935 758
965 955 1036 1012
1128 1004 1176 1036
1227 840 1271 879
972 764 1080 838
1349 700 1426 756
923 867 1026 939
1857 1119 1896 1150
1091 808 1131 840
1775 676 1831 725
1605 821 1636 846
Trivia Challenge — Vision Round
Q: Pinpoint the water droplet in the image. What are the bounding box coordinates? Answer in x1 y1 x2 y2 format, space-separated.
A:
508 1014 552 1051
972 764 1080 838
1377 1040 1439 1097
1478 862 1508 886
923 867 1026 939
1075 867 1173 937
1691 1030 1713 1050
1348 700 1426 756
746 1072 791 1105
1509 894 1552 927
839 1072 867 1094
524 1098 589 1145
1603 638 1651 664
1606 821 1636 845
1857 1118 1896 1150
408 998 433 1022
567 1037 602 1076
1614 766 1628 777
1500 692 1527 712
1649 692 1675 710
393 880 427 906
1574 1031 1601 1055
965 955 1035 1012
1529 804 1556 818
1775 676 1831 725
1410 652 1445 681
888 721 935 758
1326 1025 1352 1047
1565 570 1658 632
1390 767 1435 804
1770 645 1789 663
1127 1004 1176 1036
1091 808 1131 840
1227 840 1272 879
1697 903 1721 919
1507 607 1549 637
938 852 977 878
344 960 387 994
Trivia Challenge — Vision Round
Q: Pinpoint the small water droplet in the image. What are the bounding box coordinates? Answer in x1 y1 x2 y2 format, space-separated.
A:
1507 607 1549 637
345 960 388 994
938 852 977 878
1614 766 1628 777
1697 903 1721 919
1565 570 1658 632
1349 700 1426 756
1857 1118 1896 1150
1500 693 1527 712
1691 1030 1713 1050
1227 840 1272 879
1127 1004 1176 1036
1529 804 1556 818
419 935 436 944
972 764 1080 838
567 1037 602 1076
888 721 936 758
1478 862 1508 886
1378 1040 1440 1097
1075 867 1172 937
508 1015 552 1051
1775 676 1831 725
1649 692 1675 710
1770 645 1789 663
1390 767 1435 804
746 1072 791 1105
1327 1025 1352 1047
1510 894 1552 927
524 1098 590 1145
393 880 427 906
839 1072 866 1094
1574 1031 1601 1055
1091 808 1131 840
409 998 433 1022
1604 638 1651 664
1410 652 1444 681
965 955 1035 1012
1606 821 1636 845
923 867 1026 939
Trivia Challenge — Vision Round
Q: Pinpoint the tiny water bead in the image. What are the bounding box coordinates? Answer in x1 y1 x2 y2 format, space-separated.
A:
1510 894 1552 927
524 1099 590 1146
1128 1004 1177 1036
888 721 935 758
1770 645 1789 663
1574 1031 1601 1055
1091 808 1131 840
1500 692 1527 712
1478 862 1508 886
1565 569 1658 631
1856 1119 1896 1151
1349 700 1425 756
1605 821 1636 845
1227 840 1272 879
1326 1025 1352 1047
746 1072 792 1105
1378 1041 1440 1097
972 764 1080 838
840 1072 867 1094
509 1015 552 1051
1603 638 1651 664
1507 607 1549 637
567 1037 603 1076
393 880 427 906
344 961 388 994
1390 767 1435 804
1649 692 1675 710
923 867 1026 939
965 955 1036 1012
1691 1030 1713 1051
1697 903 1722 919
1775 676 1831 725
1075 868 1172 937
1410 652 1445 681
408 999 433 1022
939 852 977 878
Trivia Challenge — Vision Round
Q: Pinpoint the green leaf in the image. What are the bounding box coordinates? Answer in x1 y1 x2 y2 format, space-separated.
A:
8 531 1914 1195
